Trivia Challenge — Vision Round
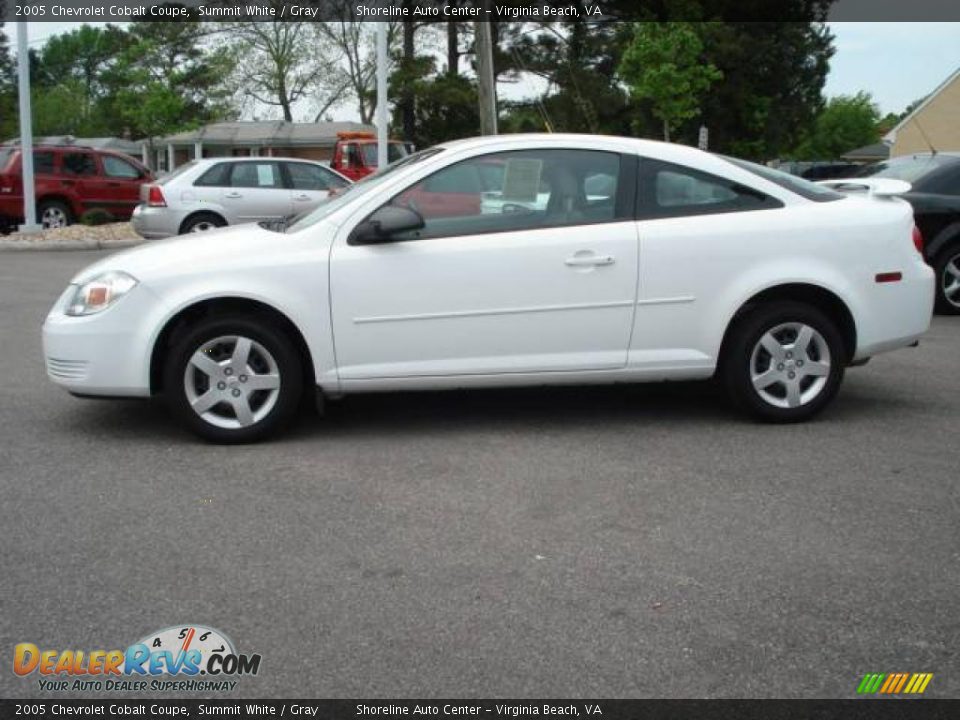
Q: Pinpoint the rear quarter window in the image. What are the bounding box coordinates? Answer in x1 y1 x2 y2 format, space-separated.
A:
723 156 844 203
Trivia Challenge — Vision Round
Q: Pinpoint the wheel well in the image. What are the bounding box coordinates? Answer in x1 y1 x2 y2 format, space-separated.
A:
37 195 76 215
720 284 858 364
149 297 314 395
178 211 226 234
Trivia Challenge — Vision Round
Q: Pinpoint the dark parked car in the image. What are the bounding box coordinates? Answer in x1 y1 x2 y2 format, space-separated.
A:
856 153 960 314
0 142 153 231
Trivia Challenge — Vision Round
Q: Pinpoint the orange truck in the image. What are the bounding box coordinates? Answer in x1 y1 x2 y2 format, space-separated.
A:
329 132 413 181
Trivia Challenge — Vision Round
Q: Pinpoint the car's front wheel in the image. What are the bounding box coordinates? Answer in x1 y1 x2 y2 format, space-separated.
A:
933 246 960 315
163 316 304 443
722 301 845 422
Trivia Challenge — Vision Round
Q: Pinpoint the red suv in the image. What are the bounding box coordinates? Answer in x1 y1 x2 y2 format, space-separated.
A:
0 143 153 230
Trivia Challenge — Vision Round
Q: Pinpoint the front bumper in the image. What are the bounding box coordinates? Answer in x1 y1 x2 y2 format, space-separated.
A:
42 285 164 398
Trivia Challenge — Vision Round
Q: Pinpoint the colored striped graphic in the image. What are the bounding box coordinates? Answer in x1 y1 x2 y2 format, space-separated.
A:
857 673 933 694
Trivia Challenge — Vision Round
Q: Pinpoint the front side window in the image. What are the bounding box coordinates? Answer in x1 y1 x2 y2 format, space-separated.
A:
382 148 626 241
230 162 282 189
62 153 98 176
639 158 783 219
102 155 141 179
33 152 55 174
286 162 347 191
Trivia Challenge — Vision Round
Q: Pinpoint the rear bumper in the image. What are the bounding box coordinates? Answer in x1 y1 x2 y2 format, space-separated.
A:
854 261 935 360
131 204 184 239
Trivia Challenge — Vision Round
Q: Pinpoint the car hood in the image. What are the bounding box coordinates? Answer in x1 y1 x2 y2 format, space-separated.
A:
71 223 327 284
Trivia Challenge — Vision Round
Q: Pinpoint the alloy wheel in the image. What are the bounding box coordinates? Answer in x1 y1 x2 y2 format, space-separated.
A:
182 335 281 429
41 206 68 228
749 322 831 409
190 221 217 233
942 253 960 309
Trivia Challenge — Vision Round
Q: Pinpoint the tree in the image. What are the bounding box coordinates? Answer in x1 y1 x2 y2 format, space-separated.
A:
390 56 479 148
791 92 881 159
0 20 16 139
217 20 341 122
618 22 722 142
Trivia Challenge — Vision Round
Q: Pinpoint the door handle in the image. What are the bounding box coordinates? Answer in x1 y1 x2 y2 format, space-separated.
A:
293 194 311 201
565 254 615 267
224 192 242 199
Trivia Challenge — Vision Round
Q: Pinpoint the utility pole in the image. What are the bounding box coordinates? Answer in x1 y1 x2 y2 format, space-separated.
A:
376 22 388 171
16 22 40 232
475 19 497 135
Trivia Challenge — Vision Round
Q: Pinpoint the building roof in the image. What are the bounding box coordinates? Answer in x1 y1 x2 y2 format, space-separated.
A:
841 142 890 162
161 121 376 147
884 66 960 144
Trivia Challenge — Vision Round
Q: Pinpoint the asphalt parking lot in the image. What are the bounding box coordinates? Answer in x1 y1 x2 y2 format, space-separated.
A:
1 249 958 699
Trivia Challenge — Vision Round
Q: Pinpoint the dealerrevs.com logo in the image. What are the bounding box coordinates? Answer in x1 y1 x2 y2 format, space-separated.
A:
13 625 261 692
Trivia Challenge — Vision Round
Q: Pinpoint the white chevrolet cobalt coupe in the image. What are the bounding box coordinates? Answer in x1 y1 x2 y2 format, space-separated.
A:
43 135 934 442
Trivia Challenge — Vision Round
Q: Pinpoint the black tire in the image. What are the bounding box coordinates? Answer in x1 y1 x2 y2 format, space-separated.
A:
37 199 72 229
180 212 226 235
163 315 304 443
721 301 846 423
932 245 960 315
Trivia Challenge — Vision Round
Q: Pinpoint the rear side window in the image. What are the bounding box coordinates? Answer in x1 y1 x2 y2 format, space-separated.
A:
912 164 960 196
102 155 141 179
230 162 282 189
194 163 231 187
639 158 782 219
285 162 347 191
33 152 55 174
724 156 843 202
62 153 98 176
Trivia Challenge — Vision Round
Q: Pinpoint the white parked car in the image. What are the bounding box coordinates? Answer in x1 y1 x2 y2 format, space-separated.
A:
44 134 934 442
131 157 351 238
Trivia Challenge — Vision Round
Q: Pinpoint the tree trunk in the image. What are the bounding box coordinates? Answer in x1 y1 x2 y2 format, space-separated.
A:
447 22 458 75
663 120 670 143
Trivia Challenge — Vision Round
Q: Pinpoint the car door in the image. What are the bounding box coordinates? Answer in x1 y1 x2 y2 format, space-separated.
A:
329 148 639 380
60 151 107 215
283 162 349 217
220 161 290 223
99 154 148 219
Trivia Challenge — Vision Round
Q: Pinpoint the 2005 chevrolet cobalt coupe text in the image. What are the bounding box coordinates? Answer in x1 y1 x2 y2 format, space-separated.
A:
43 135 934 442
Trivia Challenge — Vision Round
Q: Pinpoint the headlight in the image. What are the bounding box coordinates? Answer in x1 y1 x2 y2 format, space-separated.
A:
65 271 139 316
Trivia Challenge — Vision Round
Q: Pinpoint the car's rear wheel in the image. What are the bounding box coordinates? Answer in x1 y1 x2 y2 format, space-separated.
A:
933 246 960 315
722 301 845 422
181 213 226 234
163 316 303 443
38 200 72 229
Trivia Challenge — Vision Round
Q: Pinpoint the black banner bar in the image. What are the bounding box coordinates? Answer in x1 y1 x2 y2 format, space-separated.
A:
4 0 960 23
2 700 960 720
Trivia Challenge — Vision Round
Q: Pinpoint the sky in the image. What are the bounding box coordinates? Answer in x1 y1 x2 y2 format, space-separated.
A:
16 21 960 117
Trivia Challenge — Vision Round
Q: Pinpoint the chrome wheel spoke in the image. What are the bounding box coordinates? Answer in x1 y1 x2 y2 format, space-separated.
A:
232 395 255 427
946 260 960 280
190 350 223 378
759 332 784 361
751 368 779 391
191 389 222 414
245 373 280 391
803 360 830 378
794 325 814 356
785 380 802 408
231 337 252 370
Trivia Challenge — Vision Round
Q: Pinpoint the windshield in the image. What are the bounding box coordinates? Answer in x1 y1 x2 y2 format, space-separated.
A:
361 142 409 168
0 147 15 170
854 155 956 183
286 147 443 233
724 156 844 202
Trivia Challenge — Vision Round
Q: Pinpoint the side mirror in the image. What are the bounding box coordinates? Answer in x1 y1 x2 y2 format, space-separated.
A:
349 205 425 245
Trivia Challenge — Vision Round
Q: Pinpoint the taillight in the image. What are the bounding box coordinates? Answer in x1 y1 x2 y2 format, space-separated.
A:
0 174 13 193
912 225 924 256
147 185 166 207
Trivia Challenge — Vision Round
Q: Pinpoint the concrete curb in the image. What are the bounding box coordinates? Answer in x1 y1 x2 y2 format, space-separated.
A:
0 237 147 252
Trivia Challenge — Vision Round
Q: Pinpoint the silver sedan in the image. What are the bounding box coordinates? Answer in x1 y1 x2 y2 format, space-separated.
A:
131 157 351 238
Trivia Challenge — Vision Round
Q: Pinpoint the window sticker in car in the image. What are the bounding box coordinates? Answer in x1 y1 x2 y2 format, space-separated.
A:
257 164 275 186
502 159 543 202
